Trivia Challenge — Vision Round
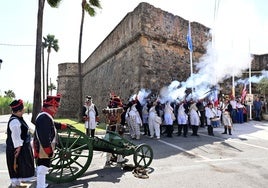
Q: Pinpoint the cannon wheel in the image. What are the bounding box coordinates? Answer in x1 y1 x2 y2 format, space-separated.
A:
46 128 93 183
133 144 153 168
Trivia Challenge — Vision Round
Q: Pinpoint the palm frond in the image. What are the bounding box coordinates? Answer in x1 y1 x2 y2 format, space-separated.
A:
85 4 96 16
53 44 59 52
89 0 102 8
47 0 62 8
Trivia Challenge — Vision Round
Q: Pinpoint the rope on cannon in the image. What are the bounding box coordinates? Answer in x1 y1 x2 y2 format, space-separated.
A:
132 166 149 179
122 164 149 179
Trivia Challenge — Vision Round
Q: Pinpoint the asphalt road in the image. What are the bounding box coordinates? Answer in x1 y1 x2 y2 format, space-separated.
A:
1 114 268 188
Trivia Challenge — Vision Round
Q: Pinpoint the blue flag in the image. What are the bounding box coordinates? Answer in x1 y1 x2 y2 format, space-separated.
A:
187 22 193 52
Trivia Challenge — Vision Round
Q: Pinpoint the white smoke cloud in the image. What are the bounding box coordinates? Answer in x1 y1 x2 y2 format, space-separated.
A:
157 0 256 103
249 70 268 83
135 0 266 105
159 80 181 103
137 88 151 105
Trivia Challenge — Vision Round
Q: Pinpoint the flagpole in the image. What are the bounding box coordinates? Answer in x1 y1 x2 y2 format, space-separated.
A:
248 39 252 120
232 73 235 98
188 21 194 93
190 51 193 92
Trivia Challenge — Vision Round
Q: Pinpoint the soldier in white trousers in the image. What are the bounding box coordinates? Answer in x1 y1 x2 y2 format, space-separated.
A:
125 102 142 139
148 101 162 139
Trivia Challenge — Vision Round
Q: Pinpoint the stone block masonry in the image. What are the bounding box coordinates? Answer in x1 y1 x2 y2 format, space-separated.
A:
57 2 212 118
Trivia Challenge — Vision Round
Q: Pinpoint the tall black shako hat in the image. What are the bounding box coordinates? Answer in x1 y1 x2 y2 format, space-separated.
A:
10 99 24 112
43 94 61 108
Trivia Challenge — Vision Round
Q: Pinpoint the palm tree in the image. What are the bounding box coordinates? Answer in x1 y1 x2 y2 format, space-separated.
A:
78 0 101 121
43 34 59 97
48 81 57 96
4 90 16 98
41 41 45 101
32 0 62 123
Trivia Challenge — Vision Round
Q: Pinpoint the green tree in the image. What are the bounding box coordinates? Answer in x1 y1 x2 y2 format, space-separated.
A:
24 101 33 114
43 34 59 97
48 82 57 96
0 96 13 115
256 77 268 113
4 90 15 98
77 0 101 121
32 0 62 123
257 78 268 94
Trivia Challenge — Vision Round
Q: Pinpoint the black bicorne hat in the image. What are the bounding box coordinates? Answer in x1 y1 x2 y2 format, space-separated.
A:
10 99 24 112
43 94 61 107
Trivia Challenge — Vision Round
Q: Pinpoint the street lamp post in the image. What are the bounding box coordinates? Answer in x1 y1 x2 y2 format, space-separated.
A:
0 59 2 69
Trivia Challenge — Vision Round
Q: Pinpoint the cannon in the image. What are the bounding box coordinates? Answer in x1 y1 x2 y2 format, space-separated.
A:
46 127 154 183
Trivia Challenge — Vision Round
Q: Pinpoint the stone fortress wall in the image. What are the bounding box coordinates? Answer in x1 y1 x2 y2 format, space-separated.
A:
56 2 268 118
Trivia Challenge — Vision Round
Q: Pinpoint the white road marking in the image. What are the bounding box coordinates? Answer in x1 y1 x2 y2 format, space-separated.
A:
226 139 268 150
158 139 210 160
195 158 233 162
200 133 268 151
158 131 268 163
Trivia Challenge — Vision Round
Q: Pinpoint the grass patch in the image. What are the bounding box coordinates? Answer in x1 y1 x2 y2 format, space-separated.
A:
55 118 107 133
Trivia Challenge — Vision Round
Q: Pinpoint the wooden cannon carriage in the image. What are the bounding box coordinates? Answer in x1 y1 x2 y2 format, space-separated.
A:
46 123 153 183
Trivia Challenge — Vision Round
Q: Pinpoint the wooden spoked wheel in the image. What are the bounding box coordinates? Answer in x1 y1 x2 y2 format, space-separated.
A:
46 128 93 183
133 144 153 168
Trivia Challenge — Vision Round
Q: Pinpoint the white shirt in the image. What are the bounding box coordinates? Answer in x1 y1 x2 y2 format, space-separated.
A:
230 100 237 109
9 118 24 148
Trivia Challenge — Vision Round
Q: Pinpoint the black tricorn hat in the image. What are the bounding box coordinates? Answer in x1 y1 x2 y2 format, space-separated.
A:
85 95 92 102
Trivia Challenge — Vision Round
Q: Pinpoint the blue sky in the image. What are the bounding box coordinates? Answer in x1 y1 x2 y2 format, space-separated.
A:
0 0 267 102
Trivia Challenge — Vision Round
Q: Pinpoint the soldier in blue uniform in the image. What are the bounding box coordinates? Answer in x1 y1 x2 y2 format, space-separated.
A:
33 94 69 188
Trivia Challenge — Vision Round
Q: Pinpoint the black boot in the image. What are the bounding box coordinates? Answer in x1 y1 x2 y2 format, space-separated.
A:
228 128 232 135
208 126 214 136
207 126 211 135
183 124 188 137
86 128 90 136
191 126 198 136
143 123 148 135
147 127 151 137
162 125 167 135
195 126 199 136
191 126 194 136
177 125 182 136
170 125 174 137
160 125 164 135
91 129 95 137
167 126 172 137
222 127 227 134
211 126 214 136
143 123 151 136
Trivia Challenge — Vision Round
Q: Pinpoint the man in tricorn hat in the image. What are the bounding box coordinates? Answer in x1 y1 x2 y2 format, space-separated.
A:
221 98 233 135
205 102 216 136
82 95 99 137
33 94 69 188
